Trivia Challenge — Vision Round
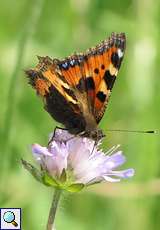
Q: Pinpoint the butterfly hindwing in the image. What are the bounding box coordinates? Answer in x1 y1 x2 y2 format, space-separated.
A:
26 56 87 134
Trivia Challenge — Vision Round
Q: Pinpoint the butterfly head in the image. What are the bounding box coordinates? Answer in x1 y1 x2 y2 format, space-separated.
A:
83 129 105 142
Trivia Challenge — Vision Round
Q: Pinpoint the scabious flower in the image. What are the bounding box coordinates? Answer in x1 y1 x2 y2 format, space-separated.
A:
22 128 134 192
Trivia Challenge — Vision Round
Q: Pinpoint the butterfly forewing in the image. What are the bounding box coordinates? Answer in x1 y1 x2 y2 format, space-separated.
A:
84 33 126 123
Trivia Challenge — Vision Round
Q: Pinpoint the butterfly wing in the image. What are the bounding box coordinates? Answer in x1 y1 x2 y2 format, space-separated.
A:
55 33 126 130
26 56 87 134
83 32 126 123
26 32 126 135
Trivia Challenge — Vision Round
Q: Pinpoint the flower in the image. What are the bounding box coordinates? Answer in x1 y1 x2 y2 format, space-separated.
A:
24 128 134 192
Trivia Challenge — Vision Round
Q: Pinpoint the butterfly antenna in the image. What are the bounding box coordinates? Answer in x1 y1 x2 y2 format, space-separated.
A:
105 129 158 134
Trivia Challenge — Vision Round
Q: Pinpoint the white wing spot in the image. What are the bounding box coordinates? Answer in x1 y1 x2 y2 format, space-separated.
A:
118 49 123 58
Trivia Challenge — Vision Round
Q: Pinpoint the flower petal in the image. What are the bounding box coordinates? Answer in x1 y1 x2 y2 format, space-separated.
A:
104 151 126 169
111 168 135 178
103 168 135 181
103 175 121 182
32 144 51 156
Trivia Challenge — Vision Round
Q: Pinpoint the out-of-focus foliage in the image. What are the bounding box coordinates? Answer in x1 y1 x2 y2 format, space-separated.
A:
0 0 160 229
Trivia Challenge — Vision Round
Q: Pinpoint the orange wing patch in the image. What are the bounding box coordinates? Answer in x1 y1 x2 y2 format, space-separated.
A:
26 57 78 107
58 56 83 87
35 78 50 96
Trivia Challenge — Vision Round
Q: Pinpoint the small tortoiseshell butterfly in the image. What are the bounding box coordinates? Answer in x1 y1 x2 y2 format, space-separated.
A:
26 32 126 141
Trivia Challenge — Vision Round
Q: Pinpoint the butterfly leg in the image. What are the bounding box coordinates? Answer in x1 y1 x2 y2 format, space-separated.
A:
48 126 68 145
90 140 97 155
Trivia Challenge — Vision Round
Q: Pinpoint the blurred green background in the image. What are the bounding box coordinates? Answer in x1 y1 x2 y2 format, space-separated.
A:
0 0 160 229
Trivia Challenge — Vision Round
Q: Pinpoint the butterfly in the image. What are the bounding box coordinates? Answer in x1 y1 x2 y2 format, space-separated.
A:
26 32 126 141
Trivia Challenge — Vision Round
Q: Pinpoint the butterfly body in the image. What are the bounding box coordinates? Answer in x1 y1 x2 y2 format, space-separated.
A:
26 32 126 141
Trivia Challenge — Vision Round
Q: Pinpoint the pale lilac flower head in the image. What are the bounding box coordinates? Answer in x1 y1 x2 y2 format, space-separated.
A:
31 129 134 190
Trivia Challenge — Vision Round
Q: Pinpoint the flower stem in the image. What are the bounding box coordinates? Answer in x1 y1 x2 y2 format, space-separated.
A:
47 189 62 230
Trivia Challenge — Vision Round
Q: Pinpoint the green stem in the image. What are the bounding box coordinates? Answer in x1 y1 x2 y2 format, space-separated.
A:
47 189 62 230
1 0 45 177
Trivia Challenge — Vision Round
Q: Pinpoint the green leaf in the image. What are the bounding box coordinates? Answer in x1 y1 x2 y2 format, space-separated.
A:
67 183 85 192
60 168 67 183
21 159 43 183
42 173 59 187
86 181 101 187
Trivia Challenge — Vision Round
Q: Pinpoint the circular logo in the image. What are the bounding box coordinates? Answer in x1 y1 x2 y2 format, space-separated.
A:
3 211 18 227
